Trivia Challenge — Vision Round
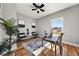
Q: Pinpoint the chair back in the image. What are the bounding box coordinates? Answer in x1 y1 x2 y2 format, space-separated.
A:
57 33 64 44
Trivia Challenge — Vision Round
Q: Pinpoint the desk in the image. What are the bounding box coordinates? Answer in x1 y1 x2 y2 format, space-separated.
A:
42 34 63 56
42 36 58 55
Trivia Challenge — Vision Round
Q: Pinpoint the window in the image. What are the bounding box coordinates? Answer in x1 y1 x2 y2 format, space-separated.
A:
51 18 63 28
51 18 63 34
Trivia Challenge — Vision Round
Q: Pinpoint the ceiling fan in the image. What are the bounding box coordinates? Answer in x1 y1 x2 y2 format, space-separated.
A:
32 3 45 13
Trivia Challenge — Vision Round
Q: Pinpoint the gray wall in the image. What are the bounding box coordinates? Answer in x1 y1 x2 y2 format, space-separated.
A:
36 5 79 45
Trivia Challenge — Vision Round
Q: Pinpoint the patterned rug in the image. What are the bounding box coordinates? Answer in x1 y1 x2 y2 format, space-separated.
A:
22 38 47 53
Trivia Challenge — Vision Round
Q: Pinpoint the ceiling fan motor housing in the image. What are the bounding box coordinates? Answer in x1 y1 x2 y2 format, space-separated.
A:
32 3 45 13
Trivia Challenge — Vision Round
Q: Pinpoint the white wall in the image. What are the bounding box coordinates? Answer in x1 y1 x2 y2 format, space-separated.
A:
0 3 2 17
0 3 17 42
0 9 2 17
2 3 17 19
0 3 3 42
0 3 36 42
36 5 79 45
17 13 36 35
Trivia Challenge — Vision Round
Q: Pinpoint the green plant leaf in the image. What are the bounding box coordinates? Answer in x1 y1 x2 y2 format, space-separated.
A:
0 17 19 35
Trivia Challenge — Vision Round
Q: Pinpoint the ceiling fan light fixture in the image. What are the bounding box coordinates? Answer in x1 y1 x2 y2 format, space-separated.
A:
37 9 40 11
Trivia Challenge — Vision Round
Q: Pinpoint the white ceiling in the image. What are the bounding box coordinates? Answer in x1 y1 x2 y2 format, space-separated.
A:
17 3 78 19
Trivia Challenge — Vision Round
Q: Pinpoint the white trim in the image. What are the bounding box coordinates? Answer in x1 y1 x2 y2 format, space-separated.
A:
63 42 79 47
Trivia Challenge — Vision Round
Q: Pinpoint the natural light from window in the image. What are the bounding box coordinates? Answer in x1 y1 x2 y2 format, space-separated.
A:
51 18 63 35
51 18 63 28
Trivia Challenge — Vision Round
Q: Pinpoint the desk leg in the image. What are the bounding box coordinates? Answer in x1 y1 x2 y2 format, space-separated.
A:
42 40 43 54
51 43 52 51
55 44 56 56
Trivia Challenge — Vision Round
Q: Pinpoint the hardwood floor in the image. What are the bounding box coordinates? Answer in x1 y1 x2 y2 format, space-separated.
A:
15 42 31 56
39 44 79 56
15 38 79 56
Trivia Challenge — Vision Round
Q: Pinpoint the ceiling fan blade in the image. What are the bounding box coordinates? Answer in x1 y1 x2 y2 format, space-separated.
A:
37 11 39 13
33 3 38 8
39 4 44 8
32 9 37 11
40 9 45 12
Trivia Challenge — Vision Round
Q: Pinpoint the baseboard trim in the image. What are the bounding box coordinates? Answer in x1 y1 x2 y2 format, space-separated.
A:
63 42 79 48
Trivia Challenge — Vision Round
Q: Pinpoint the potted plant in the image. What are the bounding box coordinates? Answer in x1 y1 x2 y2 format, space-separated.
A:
0 17 19 55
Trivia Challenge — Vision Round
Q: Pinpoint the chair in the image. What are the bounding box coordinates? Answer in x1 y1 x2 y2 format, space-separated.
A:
42 33 64 55
56 33 64 55
17 33 27 41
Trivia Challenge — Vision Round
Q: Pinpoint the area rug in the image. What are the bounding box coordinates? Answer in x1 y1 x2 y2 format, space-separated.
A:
22 38 47 53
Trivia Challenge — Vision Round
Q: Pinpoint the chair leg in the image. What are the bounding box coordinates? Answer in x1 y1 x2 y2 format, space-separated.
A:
60 44 63 55
55 44 56 56
51 43 54 51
